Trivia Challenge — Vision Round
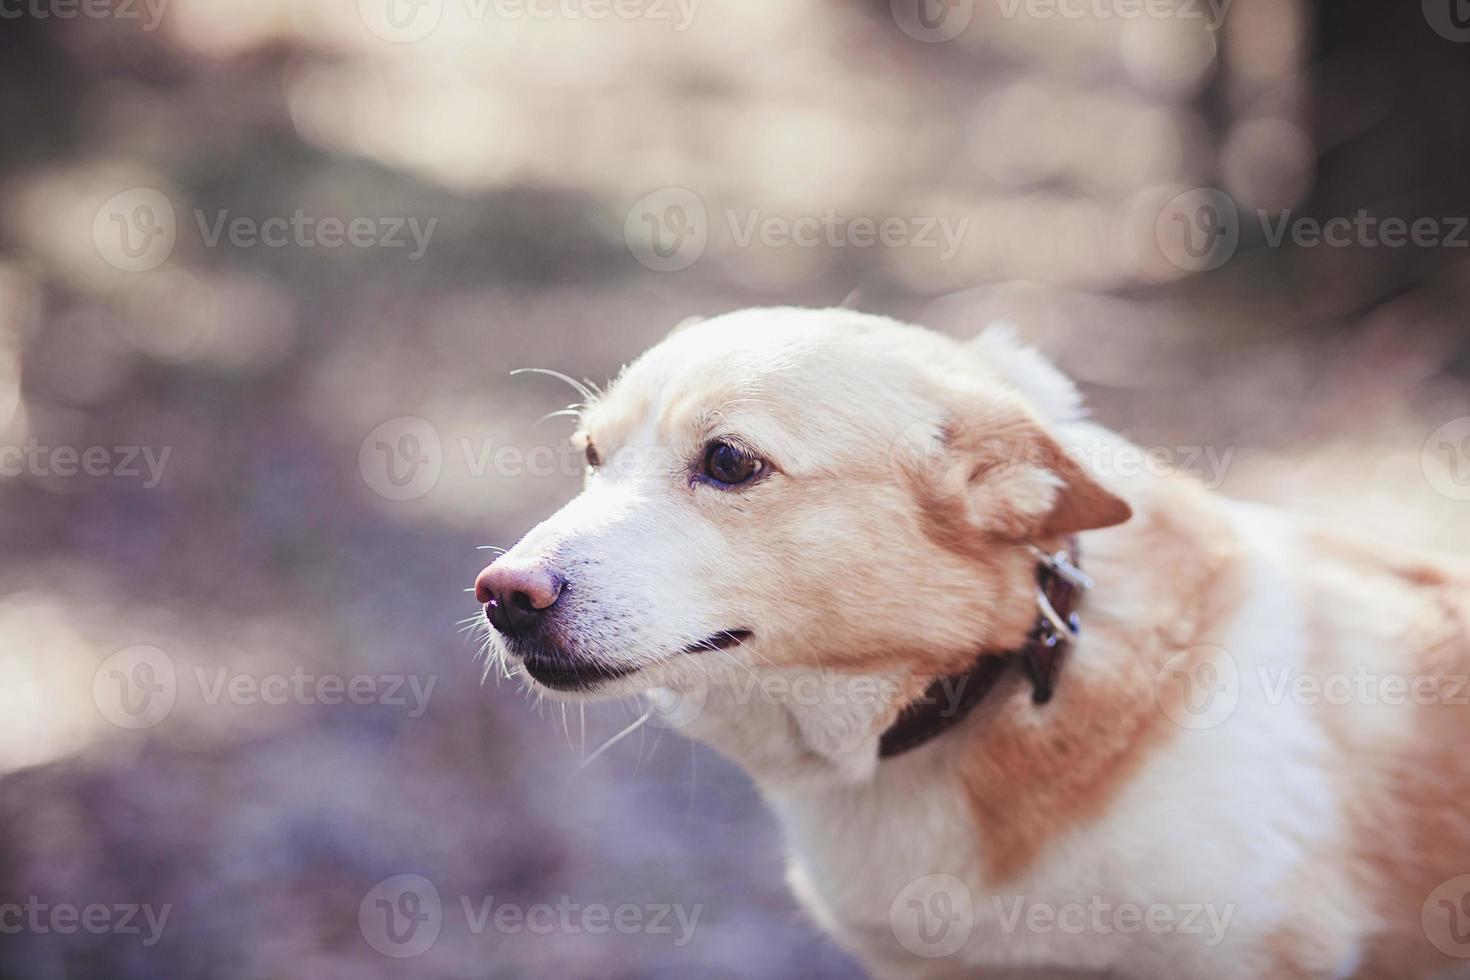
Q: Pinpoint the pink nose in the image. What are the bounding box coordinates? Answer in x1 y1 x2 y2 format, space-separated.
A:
475 561 567 636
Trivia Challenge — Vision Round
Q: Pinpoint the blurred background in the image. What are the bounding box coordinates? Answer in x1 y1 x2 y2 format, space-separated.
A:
1 0 1468 976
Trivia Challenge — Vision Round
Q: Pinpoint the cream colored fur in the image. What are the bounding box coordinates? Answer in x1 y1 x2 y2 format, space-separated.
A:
480 307 1470 979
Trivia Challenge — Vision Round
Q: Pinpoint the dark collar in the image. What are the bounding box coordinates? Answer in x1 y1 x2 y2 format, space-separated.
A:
877 539 1093 759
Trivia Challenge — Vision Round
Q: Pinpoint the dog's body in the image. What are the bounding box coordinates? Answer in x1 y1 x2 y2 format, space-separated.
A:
475 307 1470 979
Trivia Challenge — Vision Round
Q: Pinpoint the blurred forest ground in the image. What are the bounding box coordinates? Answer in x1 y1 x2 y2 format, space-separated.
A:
0 0 1467 977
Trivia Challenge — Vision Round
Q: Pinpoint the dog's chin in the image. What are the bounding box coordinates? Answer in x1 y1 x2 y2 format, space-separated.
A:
501 630 753 699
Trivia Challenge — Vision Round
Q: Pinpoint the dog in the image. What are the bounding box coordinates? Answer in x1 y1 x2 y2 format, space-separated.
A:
472 306 1470 979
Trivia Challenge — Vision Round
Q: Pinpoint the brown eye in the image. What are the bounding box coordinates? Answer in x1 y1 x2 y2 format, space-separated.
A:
702 441 762 486
585 443 600 468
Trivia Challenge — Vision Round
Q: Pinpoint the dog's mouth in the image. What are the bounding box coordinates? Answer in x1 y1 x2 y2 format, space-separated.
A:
680 629 752 654
510 630 753 693
518 648 640 692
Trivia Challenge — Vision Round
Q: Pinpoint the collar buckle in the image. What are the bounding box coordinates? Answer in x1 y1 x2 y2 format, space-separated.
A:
1028 544 1095 591
1034 588 1078 644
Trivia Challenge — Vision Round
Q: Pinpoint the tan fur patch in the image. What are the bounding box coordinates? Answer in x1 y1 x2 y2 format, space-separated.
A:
1298 529 1470 978
951 480 1247 884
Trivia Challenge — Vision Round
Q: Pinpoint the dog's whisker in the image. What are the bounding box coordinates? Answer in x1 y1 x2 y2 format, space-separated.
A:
703 646 760 684
537 406 585 426
575 702 654 773
630 696 649 775
560 703 575 753
510 367 600 405
686 737 698 823
536 409 585 428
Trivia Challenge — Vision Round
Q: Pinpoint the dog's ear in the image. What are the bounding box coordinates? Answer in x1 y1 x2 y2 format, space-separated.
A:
900 396 1131 542
972 413 1132 538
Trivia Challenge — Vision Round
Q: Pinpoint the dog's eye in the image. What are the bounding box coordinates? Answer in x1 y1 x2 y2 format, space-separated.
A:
585 443 600 468
702 440 762 486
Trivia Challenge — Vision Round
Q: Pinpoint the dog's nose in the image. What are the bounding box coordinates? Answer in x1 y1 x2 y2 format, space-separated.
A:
475 562 567 636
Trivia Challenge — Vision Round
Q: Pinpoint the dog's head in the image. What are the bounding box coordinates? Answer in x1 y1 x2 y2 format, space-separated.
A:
474 307 1130 710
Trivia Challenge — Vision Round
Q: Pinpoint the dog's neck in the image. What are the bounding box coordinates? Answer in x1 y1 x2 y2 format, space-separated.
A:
650 538 1100 787
650 663 905 784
